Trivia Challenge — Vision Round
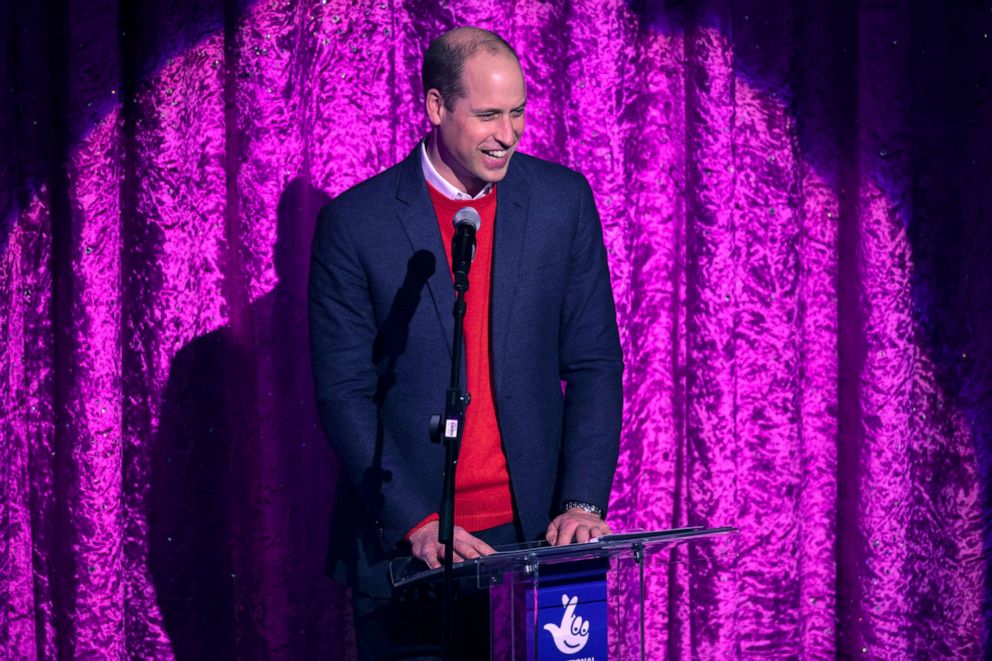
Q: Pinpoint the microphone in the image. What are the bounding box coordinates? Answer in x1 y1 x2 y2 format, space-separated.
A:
451 207 481 290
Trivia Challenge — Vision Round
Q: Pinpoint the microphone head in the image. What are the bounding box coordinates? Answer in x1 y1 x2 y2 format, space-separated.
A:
453 207 482 231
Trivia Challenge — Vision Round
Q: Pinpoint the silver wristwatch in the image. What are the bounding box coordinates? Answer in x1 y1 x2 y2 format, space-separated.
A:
562 500 603 518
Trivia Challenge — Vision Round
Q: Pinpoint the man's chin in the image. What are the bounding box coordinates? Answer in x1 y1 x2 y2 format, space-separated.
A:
479 160 513 183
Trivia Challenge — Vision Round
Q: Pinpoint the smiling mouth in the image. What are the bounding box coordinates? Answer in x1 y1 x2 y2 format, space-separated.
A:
482 148 509 159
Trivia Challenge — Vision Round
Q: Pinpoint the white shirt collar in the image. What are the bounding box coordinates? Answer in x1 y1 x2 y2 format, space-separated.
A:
420 140 494 201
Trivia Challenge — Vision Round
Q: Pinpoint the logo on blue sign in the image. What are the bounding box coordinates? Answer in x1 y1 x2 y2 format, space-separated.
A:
543 593 591 655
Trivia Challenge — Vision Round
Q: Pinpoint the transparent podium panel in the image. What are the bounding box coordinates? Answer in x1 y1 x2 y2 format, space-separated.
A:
390 527 738 661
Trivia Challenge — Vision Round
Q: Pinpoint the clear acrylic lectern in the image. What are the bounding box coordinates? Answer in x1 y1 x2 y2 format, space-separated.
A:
390 526 737 660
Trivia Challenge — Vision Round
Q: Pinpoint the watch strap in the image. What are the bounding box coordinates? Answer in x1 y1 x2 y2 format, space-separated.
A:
561 500 603 518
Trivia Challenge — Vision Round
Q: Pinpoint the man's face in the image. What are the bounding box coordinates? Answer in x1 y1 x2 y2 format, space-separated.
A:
426 51 526 195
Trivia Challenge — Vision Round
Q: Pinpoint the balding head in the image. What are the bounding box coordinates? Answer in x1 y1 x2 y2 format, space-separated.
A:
422 27 520 110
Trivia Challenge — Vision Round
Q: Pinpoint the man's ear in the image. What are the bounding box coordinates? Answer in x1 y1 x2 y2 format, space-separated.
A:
425 88 445 127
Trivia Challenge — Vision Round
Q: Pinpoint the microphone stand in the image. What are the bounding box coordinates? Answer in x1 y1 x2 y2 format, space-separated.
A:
432 267 471 661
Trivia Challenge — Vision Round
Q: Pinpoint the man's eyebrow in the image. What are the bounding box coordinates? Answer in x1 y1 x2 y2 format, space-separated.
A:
471 101 527 115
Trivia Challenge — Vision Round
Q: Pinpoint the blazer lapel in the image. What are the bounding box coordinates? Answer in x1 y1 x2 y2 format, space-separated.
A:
490 159 531 394
395 147 456 356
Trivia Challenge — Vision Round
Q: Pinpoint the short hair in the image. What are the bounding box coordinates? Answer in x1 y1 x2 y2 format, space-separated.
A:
422 27 519 110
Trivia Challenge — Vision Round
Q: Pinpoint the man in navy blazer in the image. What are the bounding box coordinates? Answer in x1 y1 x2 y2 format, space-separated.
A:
309 26 623 658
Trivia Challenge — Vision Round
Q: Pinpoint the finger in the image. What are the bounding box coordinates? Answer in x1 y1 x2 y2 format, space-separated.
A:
562 595 578 621
411 541 427 562
453 538 481 560
571 615 585 635
428 543 468 565
555 520 579 546
546 522 558 545
591 522 611 538
471 536 497 556
424 546 442 570
575 525 591 544
454 533 497 558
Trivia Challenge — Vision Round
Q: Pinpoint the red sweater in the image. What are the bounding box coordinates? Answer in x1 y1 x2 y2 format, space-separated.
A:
406 183 515 537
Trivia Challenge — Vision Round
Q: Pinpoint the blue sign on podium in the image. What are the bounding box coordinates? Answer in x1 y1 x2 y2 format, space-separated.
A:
527 559 609 660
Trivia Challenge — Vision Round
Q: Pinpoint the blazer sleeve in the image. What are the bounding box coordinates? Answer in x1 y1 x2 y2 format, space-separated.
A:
309 202 435 548
556 175 624 516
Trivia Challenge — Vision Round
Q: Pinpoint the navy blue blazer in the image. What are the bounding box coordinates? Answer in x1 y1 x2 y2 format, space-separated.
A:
309 146 623 559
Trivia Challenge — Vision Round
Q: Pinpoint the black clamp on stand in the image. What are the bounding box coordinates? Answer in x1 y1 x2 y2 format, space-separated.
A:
429 208 479 660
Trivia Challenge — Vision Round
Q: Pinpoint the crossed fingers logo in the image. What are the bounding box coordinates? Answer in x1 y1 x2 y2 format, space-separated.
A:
543 593 590 654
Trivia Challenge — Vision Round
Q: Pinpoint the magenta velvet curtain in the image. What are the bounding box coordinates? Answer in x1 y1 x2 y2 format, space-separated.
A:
2 0 990 658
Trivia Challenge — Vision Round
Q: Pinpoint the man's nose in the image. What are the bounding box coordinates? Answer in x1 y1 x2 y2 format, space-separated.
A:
494 115 515 146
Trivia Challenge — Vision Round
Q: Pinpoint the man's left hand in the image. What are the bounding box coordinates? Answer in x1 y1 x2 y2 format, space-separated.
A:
546 509 611 546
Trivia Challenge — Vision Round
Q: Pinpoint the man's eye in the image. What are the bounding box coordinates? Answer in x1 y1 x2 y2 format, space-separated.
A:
478 113 497 120
512 109 525 117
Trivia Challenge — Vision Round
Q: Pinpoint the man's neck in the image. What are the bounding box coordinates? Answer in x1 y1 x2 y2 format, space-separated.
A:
425 132 486 198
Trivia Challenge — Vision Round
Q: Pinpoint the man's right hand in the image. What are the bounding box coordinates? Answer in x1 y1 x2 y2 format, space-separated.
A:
408 521 496 569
